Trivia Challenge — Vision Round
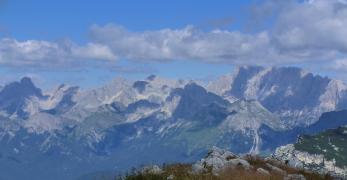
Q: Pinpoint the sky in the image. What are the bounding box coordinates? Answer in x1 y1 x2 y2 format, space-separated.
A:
0 0 347 89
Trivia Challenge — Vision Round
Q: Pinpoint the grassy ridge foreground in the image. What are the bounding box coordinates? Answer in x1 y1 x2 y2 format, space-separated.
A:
122 156 333 180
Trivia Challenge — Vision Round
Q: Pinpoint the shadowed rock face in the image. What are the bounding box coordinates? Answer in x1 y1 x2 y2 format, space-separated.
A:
171 83 230 122
223 66 343 126
258 109 347 154
45 86 79 115
229 66 264 98
256 67 330 111
304 110 347 134
126 99 160 113
146 75 157 81
0 77 45 118
132 81 149 93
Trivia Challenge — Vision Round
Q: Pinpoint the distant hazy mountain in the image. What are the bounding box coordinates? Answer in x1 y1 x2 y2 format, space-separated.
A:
1 66 347 179
208 66 347 127
258 109 347 154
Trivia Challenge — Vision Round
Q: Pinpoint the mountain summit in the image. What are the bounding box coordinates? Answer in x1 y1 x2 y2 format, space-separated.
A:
209 66 347 127
0 77 44 118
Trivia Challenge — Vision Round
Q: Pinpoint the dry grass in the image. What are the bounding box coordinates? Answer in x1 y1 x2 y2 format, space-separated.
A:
124 163 217 180
219 167 282 180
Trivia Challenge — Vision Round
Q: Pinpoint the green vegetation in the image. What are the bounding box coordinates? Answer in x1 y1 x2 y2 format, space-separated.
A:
170 123 221 153
295 126 347 167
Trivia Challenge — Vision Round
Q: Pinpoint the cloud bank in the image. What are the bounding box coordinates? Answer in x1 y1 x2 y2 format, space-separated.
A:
1 0 347 71
89 24 274 64
0 38 116 69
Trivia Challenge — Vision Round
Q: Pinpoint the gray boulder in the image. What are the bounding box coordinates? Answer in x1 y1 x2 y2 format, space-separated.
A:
256 168 270 175
266 163 287 175
192 146 250 174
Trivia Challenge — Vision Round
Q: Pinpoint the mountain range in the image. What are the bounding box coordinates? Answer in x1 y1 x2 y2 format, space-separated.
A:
1 66 347 179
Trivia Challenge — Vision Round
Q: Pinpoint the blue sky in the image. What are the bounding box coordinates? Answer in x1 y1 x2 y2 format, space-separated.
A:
0 0 347 89
0 0 251 39
0 0 252 89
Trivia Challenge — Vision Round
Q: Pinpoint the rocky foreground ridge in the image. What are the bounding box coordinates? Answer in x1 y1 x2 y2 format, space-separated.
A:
122 147 338 180
273 144 347 179
272 125 347 179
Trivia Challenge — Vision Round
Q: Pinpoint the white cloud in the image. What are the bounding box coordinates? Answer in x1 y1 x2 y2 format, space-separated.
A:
1 0 347 71
89 24 277 64
86 0 347 67
0 38 116 69
328 58 347 71
71 43 117 61
273 0 347 53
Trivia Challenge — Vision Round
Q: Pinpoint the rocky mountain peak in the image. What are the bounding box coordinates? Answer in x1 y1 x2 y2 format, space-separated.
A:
146 74 157 81
0 77 44 118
